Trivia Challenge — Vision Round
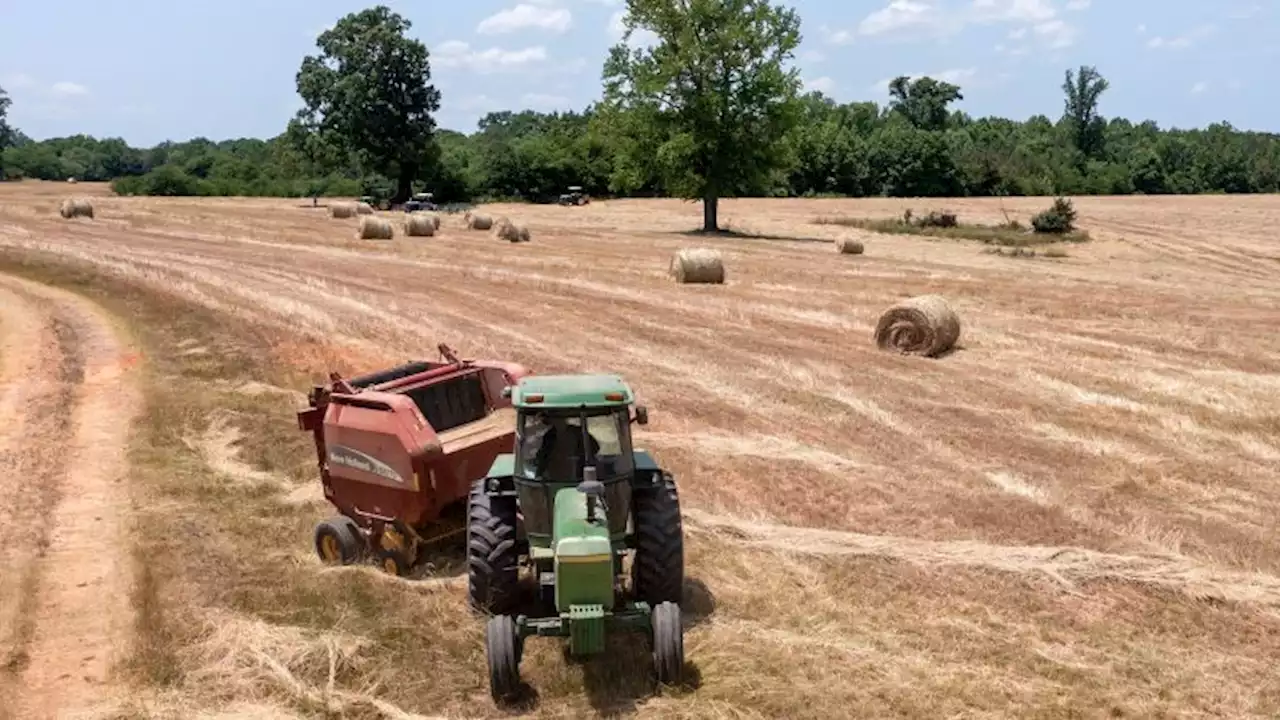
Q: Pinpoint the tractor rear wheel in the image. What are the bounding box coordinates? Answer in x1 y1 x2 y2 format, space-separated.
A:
314 516 365 565
632 474 684 605
467 479 521 615
486 614 523 703
651 600 684 685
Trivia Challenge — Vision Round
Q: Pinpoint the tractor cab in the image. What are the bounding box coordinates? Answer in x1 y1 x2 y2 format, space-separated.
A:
501 374 647 543
558 186 589 206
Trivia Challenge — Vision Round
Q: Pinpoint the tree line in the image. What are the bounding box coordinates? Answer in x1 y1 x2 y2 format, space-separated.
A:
0 3 1277 228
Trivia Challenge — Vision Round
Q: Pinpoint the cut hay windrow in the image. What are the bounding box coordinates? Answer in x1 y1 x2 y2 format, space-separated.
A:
835 238 864 255
330 203 357 219
59 197 94 219
358 216 394 240
405 213 436 237
669 248 725 284
874 294 961 358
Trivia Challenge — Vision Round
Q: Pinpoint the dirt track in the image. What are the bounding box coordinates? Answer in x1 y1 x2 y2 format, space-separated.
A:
2 182 1280 716
0 270 140 719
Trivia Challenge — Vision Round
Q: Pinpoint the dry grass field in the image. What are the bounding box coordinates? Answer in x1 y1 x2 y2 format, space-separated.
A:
1 178 1280 718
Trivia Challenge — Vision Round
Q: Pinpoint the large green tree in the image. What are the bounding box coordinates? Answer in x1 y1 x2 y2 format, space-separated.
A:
887 76 963 132
1062 65 1109 159
0 85 13 179
294 6 441 203
601 0 804 231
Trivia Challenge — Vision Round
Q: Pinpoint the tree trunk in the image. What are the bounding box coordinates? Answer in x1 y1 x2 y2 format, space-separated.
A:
702 194 719 232
394 164 416 205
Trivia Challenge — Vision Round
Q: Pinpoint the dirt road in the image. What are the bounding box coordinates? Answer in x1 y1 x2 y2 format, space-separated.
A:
0 272 140 720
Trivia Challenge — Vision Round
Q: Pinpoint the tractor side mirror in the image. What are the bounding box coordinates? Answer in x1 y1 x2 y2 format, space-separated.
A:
501 386 512 399
633 406 649 425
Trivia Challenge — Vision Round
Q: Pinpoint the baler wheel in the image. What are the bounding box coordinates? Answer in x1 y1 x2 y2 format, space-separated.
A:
314 516 366 565
651 600 684 686
632 474 684 605
485 614 523 703
377 548 413 577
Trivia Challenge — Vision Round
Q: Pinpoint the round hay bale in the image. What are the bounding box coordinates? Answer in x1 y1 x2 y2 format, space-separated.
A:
874 294 961 358
405 213 436 237
330 203 356 219
358 216 394 240
668 248 725 284
67 177 78 184
428 213 441 230
495 220 531 243
58 198 94 219
468 214 493 230
356 202 375 215
835 238 864 255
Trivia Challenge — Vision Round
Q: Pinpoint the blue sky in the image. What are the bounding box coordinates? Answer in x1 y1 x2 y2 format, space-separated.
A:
0 0 1274 147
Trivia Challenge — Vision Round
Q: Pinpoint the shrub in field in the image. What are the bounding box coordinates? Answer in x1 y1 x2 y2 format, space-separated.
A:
1031 197 1078 234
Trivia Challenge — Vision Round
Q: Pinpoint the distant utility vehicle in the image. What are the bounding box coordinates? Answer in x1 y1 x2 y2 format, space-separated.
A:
557 186 589 206
404 192 437 212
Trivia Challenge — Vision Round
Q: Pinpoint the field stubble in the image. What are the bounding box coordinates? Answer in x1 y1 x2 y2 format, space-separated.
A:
1 181 1280 717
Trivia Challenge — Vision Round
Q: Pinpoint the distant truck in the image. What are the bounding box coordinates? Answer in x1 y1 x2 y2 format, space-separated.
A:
557 186 589 206
404 192 437 212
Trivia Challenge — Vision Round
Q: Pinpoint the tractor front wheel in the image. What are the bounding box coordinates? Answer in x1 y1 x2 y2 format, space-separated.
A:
314 516 366 565
651 601 683 686
467 480 521 614
486 614 523 703
632 474 684 605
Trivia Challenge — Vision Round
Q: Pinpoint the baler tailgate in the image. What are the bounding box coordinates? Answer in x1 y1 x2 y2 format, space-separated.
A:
439 407 517 454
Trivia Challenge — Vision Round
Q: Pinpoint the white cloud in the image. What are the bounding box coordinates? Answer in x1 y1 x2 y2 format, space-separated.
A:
478 4 572 35
1227 3 1262 19
803 76 836 94
607 10 659 47
800 50 826 63
858 0 937 36
454 94 502 112
1146 24 1216 50
434 40 548 73
1064 0 1090 9
854 0 1077 48
49 81 88 98
1032 19 1075 48
521 92 571 109
1190 81 1208 94
872 67 977 94
1136 24 1147 34
820 25 854 45
1 72 35 90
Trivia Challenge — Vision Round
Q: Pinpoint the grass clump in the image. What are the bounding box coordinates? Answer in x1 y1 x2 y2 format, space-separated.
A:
816 197 1089 247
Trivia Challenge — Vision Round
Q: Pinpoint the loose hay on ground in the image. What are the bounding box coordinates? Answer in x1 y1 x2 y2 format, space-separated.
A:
357 216 394 240
329 203 356 219
669 247 725 284
835 238 864 255
404 214 436 237
874 294 961 357
467 214 493 230
59 197 94 219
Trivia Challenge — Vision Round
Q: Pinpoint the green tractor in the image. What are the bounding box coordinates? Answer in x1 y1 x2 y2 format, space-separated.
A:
467 374 685 702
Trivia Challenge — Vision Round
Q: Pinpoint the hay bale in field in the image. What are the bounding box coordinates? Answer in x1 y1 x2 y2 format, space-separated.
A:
495 219 531 243
427 213 441 230
330 202 357 219
874 294 961 358
58 198 94 219
467 214 493 230
67 177 77 184
405 213 436 237
668 248 725 284
356 202 374 215
358 216 394 240
835 238 864 255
